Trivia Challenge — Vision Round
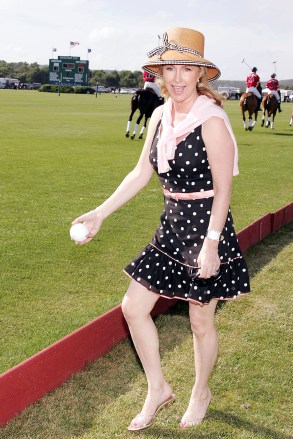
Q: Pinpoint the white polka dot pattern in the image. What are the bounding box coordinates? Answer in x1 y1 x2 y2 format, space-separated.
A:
124 125 250 305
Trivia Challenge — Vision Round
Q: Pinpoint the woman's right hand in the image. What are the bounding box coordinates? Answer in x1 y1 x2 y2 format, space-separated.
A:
71 209 104 244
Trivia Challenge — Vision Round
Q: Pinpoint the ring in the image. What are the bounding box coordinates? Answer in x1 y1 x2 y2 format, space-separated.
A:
213 269 220 276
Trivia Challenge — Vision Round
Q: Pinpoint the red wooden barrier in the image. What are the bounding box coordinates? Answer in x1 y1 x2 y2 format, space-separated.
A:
237 217 262 253
284 202 293 225
271 206 285 233
259 213 273 241
0 202 292 427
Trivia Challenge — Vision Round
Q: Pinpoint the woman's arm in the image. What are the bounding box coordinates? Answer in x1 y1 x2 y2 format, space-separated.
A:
71 105 164 243
197 116 234 278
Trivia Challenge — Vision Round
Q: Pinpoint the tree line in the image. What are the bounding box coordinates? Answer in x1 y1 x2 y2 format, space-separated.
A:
1 60 292 90
0 60 144 88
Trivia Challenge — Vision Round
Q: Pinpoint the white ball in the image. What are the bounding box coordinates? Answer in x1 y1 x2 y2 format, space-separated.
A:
70 223 89 243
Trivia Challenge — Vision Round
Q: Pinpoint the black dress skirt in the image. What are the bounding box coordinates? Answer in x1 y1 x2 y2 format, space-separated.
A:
124 124 250 306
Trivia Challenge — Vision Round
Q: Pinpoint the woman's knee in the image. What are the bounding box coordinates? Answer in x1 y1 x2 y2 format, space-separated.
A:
121 294 138 321
121 280 158 322
189 304 217 337
190 317 213 338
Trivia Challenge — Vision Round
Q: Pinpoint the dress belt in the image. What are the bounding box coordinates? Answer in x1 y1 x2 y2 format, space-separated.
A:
163 188 214 201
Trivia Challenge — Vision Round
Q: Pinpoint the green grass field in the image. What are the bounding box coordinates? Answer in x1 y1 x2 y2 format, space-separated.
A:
1 224 292 438
0 90 292 374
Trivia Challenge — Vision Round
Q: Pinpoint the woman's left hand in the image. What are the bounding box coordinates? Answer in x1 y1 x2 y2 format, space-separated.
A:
197 238 221 278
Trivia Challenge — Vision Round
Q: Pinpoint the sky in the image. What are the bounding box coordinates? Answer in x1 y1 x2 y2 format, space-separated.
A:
0 0 292 81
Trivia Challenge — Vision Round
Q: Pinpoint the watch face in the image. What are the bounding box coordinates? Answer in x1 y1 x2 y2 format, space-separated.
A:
206 230 221 241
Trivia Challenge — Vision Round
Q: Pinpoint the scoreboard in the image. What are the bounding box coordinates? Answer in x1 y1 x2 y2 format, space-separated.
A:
49 56 89 86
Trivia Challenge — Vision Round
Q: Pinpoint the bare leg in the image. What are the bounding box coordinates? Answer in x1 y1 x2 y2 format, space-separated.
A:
122 280 174 429
180 299 218 428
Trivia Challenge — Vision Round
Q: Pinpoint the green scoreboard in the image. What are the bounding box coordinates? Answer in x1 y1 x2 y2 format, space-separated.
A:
49 56 89 86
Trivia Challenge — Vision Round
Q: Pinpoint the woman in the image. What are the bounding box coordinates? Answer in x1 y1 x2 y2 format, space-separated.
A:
72 27 250 431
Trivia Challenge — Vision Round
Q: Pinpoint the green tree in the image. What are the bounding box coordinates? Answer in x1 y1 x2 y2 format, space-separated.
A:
90 70 108 86
26 63 48 83
104 70 120 88
0 60 10 77
119 70 142 88
13 62 30 82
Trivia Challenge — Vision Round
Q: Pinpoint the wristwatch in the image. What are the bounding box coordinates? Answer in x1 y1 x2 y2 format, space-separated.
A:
206 229 222 241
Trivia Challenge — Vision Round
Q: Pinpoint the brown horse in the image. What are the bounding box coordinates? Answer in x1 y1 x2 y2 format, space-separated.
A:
239 84 262 131
239 92 259 131
125 89 163 140
261 94 278 129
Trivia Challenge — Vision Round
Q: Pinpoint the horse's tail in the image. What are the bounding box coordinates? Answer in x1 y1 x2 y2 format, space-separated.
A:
131 92 140 112
133 90 144 103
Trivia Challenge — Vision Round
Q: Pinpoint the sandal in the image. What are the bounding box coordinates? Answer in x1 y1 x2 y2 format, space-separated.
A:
127 393 175 431
179 389 212 429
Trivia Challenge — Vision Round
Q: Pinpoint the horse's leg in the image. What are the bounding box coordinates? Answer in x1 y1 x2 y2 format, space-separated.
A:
138 117 147 139
125 107 137 137
139 126 145 139
248 113 257 131
261 109 265 127
248 115 256 131
131 113 143 140
271 112 275 129
131 123 139 140
126 120 131 137
127 94 139 138
126 111 135 137
265 108 271 128
242 109 248 130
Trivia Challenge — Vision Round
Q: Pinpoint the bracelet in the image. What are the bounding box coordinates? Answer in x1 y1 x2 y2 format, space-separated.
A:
206 229 222 241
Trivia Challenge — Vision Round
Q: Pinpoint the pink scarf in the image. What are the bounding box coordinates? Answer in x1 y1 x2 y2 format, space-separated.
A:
156 95 239 176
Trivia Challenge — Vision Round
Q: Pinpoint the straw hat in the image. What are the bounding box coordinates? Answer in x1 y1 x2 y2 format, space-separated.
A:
143 27 221 82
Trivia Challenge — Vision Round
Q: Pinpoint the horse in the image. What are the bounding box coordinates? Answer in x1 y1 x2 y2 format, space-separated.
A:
239 84 262 131
239 92 259 131
125 89 163 140
261 94 278 129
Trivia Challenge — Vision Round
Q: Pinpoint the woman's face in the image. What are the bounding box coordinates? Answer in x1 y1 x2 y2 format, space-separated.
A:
162 65 201 103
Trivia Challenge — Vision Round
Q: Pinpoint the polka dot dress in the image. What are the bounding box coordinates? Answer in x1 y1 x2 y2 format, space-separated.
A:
124 125 250 306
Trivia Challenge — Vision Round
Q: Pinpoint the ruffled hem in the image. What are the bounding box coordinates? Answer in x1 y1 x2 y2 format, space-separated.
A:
124 243 250 306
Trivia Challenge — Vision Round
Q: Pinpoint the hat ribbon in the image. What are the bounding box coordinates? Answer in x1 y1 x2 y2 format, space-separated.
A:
147 32 204 60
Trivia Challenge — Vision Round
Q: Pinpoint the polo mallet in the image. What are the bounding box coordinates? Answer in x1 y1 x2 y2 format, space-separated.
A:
241 58 252 70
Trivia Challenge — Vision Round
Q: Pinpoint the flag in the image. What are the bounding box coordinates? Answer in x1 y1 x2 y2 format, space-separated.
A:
88 48 92 53
70 41 80 48
53 48 57 52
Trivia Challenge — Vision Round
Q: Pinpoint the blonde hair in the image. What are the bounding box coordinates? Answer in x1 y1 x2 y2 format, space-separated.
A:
156 66 224 107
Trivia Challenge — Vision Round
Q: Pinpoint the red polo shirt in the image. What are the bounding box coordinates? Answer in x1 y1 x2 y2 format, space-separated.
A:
266 78 279 91
246 72 260 88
